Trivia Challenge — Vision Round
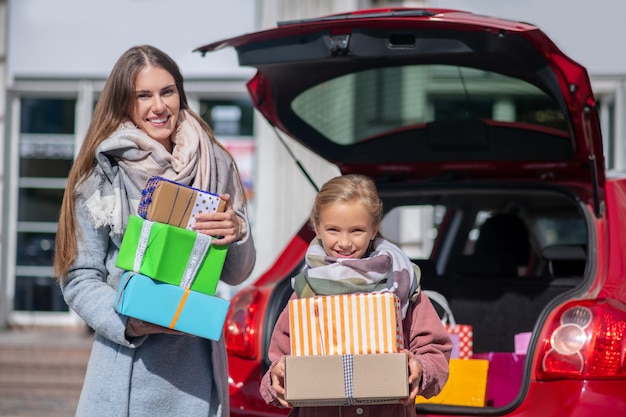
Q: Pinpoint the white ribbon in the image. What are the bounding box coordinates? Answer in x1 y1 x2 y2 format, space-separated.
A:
134 220 154 272
180 233 213 288
133 220 213 288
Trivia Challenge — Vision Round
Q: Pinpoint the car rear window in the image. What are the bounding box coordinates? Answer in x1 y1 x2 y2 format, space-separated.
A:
291 64 567 146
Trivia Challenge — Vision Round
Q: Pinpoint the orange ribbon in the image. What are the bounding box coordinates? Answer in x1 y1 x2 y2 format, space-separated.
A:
169 288 191 329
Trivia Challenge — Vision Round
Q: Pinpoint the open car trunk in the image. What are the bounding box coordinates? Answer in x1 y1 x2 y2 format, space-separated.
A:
262 182 589 409
197 7 605 413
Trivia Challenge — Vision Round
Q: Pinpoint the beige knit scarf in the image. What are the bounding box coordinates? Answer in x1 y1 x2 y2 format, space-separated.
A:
80 110 213 238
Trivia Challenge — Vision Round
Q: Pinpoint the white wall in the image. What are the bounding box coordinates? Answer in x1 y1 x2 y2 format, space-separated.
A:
6 0 258 81
429 0 626 75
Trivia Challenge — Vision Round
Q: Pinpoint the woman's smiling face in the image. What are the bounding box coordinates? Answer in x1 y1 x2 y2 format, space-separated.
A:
315 200 379 259
130 65 180 150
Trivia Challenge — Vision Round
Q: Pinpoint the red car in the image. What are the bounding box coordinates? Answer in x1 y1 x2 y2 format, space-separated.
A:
197 7 626 416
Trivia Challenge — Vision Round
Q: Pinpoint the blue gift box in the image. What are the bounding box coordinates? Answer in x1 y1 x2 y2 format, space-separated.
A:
114 272 230 341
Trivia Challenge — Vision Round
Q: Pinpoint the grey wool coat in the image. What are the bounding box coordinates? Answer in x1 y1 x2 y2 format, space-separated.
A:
61 139 256 417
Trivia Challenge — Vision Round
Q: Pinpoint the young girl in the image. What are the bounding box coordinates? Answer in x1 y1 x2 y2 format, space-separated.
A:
260 174 451 417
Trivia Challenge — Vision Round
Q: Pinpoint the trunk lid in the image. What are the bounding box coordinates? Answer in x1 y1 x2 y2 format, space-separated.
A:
196 7 605 213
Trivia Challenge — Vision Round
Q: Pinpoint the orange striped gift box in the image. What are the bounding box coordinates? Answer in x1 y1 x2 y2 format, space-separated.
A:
289 292 404 356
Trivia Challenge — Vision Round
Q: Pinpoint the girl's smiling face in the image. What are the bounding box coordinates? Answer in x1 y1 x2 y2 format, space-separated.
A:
130 65 180 150
315 200 379 259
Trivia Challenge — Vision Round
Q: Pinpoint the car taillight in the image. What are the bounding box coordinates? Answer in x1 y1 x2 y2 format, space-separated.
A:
537 299 626 380
224 287 261 359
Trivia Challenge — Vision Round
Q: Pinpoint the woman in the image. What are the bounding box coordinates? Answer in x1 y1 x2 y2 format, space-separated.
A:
54 45 256 416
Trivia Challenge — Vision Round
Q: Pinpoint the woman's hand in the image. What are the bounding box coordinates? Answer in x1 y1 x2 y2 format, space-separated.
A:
270 356 290 407
191 194 243 245
402 348 423 405
125 318 184 337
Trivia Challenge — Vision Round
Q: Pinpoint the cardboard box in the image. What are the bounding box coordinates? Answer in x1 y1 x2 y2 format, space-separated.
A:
116 215 227 295
289 292 404 356
415 358 489 406
114 272 229 341
138 176 225 230
285 353 408 406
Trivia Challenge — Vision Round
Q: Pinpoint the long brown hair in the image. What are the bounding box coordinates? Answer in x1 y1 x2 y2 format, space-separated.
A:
54 45 233 280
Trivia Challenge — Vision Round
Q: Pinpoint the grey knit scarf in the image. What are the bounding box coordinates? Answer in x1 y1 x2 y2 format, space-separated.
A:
292 237 420 318
77 111 214 244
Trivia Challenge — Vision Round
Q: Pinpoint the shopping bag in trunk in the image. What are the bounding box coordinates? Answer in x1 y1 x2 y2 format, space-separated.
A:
424 290 473 359
415 358 488 406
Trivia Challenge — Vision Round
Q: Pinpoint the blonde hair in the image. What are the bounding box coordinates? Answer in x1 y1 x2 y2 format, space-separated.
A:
54 45 236 280
309 174 383 232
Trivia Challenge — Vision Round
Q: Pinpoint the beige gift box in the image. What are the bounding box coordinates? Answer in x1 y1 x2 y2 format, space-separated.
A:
285 353 409 406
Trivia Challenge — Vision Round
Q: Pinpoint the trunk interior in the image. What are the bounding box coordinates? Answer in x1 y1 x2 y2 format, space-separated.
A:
262 183 589 408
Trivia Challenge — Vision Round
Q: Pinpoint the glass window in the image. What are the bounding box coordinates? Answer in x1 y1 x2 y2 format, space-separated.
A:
16 232 56 267
13 97 76 315
432 96 494 121
20 98 75 134
19 97 76 177
291 64 567 145
535 217 587 247
14 276 67 312
453 213 587 252
462 211 493 255
20 154 73 177
18 188 65 223
381 205 443 259
199 99 254 136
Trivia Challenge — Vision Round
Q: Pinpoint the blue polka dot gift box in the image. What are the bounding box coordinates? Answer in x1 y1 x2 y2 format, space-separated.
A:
138 176 225 230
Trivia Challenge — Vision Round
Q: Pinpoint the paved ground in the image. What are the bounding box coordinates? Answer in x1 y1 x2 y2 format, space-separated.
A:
0 326 93 417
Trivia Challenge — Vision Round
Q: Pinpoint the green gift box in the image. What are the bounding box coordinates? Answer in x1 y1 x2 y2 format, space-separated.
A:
116 215 227 295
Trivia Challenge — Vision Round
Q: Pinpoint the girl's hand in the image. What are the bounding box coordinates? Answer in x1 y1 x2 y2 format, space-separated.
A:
402 348 423 405
191 194 243 245
270 356 290 407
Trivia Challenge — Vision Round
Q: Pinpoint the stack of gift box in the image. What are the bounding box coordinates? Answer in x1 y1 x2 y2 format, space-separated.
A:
113 176 230 341
284 292 409 406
